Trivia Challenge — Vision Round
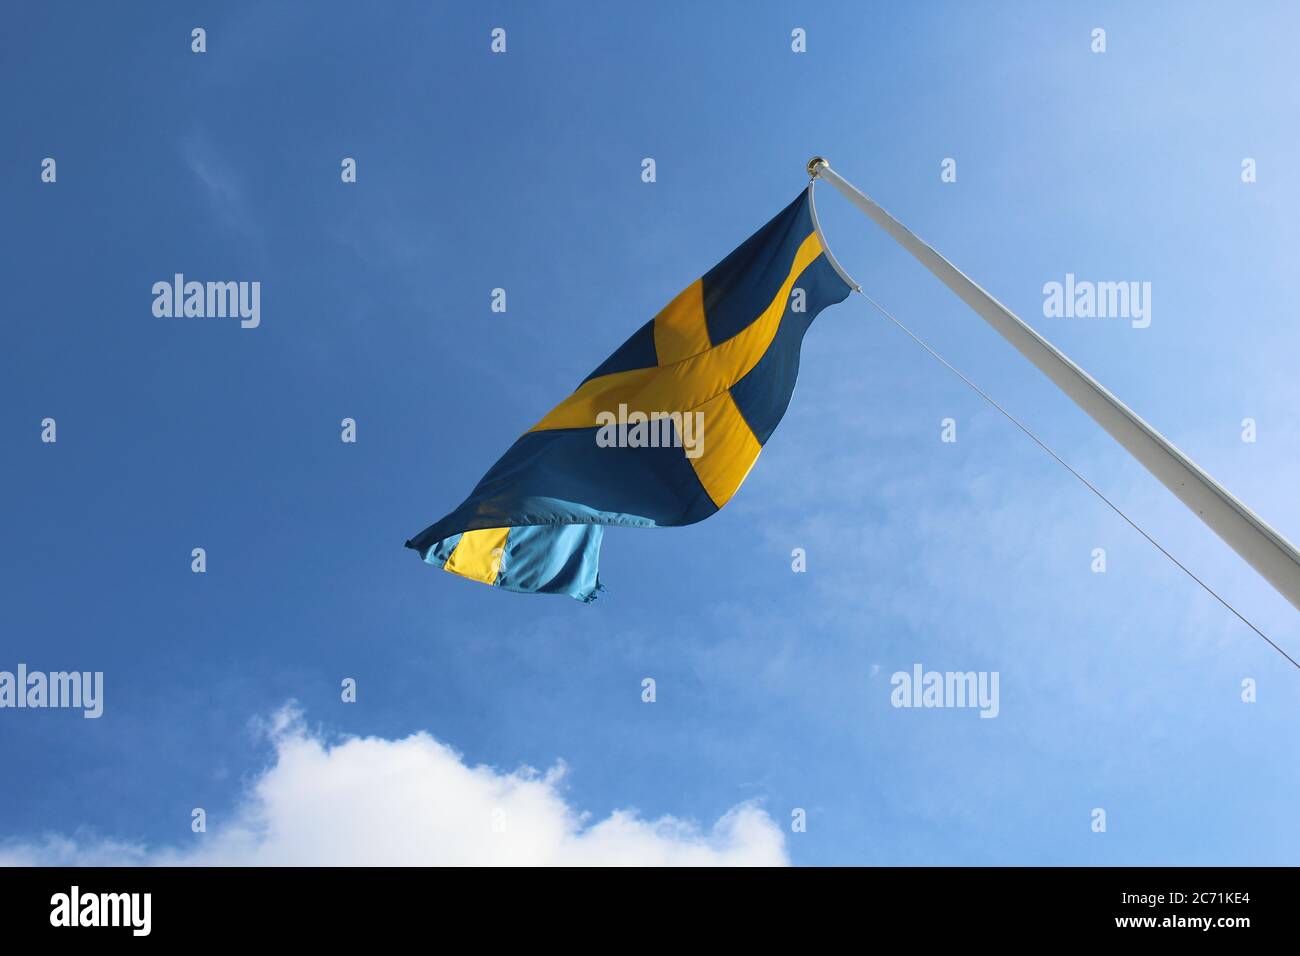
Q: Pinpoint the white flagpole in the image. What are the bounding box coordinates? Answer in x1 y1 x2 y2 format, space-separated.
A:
808 157 1300 613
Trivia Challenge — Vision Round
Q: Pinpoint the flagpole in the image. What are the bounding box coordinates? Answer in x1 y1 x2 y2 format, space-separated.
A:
808 157 1300 613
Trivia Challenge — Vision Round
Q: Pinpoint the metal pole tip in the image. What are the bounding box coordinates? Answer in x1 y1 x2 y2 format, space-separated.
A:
806 156 828 178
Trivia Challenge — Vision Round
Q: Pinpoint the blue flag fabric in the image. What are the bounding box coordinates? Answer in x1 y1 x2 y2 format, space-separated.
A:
406 187 854 600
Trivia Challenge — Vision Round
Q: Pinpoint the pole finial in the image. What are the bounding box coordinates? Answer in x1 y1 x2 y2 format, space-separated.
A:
806 156 828 178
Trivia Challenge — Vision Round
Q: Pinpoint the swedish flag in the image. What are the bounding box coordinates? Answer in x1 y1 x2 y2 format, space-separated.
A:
406 187 855 600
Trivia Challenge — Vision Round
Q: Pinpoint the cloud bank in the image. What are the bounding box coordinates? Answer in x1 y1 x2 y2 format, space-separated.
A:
0 706 785 866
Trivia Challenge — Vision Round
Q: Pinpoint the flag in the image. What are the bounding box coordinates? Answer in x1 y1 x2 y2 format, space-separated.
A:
405 187 855 600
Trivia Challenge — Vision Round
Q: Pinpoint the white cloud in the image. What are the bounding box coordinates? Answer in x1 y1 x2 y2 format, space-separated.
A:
179 129 262 243
0 706 786 867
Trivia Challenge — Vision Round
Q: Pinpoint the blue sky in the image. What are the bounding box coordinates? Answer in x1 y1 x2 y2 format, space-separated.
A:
3 1 1299 865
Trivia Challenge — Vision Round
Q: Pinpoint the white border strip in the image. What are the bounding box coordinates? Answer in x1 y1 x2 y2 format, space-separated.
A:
807 180 860 291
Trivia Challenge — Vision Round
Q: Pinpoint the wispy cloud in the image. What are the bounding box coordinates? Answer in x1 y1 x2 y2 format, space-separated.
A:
179 129 262 242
